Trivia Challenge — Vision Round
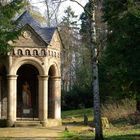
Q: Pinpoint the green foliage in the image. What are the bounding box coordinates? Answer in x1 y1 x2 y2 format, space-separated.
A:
62 6 78 27
62 85 93 110
61 5 94 111
0 0 25 53
62 108 93 119
80 2 91 45
100 0 140 104
62 46 93 110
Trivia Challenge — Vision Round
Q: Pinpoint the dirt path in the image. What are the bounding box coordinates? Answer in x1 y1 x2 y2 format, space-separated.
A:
0 126 64 140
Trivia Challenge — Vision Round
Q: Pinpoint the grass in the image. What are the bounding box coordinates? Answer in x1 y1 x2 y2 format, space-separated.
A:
62 108 93 125
62 99 140 140
101 98 136 122
0 99 139 140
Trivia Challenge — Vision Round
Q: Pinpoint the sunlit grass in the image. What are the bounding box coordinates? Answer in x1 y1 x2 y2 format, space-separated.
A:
62 105 140 140
62 108 93 124
62 108 93 118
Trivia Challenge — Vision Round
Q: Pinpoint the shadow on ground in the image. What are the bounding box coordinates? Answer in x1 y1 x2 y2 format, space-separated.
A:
105 134 140 140
63 134 140 140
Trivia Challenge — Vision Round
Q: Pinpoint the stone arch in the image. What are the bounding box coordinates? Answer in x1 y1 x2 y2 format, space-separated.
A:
16 64 39 118
48 65 55 118
41 49 46 56
47 62 60 77
33 49 38 56
10 58 45 75
47 62 60 119
17 49 23 56
25 49 31 56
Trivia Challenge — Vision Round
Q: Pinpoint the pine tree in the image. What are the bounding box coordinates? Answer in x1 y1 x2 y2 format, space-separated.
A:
102 0 140 111
59 6 79 92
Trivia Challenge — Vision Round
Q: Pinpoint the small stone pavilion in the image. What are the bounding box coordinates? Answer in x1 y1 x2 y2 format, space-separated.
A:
0 11 62 127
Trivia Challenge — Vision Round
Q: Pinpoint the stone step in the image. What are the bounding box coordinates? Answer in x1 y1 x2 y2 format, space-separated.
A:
15 120 42 127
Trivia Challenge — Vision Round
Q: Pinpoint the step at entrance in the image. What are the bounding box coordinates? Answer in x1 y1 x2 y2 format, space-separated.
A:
15 120 42 127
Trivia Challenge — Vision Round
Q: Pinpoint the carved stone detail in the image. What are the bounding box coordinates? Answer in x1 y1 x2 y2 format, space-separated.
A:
11 48 61 58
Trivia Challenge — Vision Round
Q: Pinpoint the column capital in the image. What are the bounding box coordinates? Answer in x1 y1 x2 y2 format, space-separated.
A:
38 75 49 80
50 76 61 80
7 75 18 80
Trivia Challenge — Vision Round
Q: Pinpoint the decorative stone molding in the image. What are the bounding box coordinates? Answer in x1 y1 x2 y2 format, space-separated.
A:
22 31 32 39
11 48 61 58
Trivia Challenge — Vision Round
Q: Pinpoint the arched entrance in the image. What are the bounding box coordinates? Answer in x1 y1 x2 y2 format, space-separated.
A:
48 65 56 118
0 64 7 119
17 64 39 119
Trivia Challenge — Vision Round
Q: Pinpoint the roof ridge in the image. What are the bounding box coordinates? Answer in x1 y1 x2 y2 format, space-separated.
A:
16 11 57 45
17 10 40 27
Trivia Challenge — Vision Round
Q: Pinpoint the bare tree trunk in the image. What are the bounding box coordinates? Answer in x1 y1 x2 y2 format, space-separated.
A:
89 0 104 139
93 62 104 140
69 0 104 139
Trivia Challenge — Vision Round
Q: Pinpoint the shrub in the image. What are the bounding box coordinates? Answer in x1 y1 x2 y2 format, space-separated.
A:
101 98 136 122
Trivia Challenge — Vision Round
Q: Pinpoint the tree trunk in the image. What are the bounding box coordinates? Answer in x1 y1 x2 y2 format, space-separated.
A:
69 0 104 139
89 0 104 139
93 62 104 140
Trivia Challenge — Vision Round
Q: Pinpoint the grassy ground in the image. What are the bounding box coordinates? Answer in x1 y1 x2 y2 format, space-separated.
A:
0 103 139 140
62 108 140 140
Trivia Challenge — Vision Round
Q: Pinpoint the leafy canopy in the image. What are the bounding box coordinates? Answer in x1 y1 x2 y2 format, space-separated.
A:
0 0 25 53
101 0 140 99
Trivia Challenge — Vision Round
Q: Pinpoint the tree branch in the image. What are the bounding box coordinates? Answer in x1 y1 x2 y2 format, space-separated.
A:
70 0 92 16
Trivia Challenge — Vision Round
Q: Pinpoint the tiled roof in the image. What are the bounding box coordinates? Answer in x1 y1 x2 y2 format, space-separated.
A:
17 11 56 44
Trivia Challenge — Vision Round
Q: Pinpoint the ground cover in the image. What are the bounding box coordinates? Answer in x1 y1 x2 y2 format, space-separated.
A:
0 100 139 140
62 107 140 140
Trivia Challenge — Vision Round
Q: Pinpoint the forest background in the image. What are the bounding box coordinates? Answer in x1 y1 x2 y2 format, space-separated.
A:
0 0 140 111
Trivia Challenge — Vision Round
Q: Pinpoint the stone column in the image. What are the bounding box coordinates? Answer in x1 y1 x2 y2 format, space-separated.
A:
0 76 2 119
54 77 61 119
38 76 43 121
7 75 17 127
38 75 48 126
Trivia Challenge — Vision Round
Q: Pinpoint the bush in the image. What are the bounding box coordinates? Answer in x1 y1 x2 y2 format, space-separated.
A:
101 98 136 122
62 85 93 110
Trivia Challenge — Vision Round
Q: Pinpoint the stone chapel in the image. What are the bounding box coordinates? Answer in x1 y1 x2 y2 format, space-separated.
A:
0 11 62 127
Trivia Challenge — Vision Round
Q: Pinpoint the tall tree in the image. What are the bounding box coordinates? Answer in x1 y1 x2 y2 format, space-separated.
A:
89 0 104 139
102 0 140 111
71 0 104 139
59 6 79 92
0 0 25 53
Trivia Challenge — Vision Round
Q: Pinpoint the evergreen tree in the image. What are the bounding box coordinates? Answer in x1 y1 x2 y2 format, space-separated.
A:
59 6 79 92
102 0 140 111
0 0 25 53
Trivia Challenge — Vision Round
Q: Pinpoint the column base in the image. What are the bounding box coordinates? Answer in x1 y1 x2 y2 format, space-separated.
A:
47 119 62 127
41 121 48 127
7 119 15 127
41 119 62 127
